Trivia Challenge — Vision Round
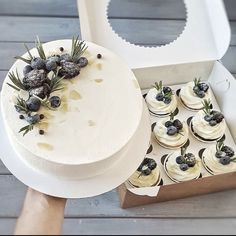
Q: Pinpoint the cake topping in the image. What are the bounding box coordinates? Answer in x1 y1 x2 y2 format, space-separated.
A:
39 129 45 135
137 158 157 176
7 36 89 136
49 96 61 108
202 99 224 126
97 53 102 59
193 78 209 98
165 113 184 136
154 81 173 105
175 145 197 171
215 140 236 166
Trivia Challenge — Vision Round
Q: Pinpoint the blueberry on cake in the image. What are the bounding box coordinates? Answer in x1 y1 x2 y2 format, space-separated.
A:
128 158 161 188
179 78 211 110
153 113 189 149
145 81 177 117
202 140 236 175
190 99 226 142
164 146 201 183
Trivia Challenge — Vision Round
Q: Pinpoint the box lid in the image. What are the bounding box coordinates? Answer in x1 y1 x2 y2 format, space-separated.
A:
78 0 231 69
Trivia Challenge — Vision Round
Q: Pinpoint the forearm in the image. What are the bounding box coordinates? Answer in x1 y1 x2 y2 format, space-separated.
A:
14 188 66 235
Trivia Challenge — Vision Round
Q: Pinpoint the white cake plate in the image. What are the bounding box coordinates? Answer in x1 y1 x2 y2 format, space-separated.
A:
0 100 151 198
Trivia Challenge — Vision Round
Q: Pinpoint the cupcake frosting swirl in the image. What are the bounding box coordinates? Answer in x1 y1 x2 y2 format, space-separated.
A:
203 145 236 174
165 151 201 182
128 166 160 187
146 88 177 115
154 118 189 148
192 110 226 140
180 81 211 110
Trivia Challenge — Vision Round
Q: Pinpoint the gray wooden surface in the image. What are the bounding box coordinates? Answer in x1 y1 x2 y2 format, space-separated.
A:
0 0 236 235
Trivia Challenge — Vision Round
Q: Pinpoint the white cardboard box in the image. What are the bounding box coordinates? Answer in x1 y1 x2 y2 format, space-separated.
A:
78 0 236 208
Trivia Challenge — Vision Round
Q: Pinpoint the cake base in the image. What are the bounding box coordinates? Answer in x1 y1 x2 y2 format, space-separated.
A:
0 101 151 198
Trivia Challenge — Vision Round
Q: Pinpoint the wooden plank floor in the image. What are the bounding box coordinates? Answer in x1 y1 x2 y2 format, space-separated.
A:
0 0 236 235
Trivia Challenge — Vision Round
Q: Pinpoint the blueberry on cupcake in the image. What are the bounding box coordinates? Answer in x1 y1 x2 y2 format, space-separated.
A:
164 146 201 183
128 158 161 188
179 78 211 110
153 113 189 149
190 99 226 142
202 139 236 175
145 81 177 117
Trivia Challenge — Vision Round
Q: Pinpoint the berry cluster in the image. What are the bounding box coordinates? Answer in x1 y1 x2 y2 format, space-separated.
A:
7 36 90 136
165 113 183 136
176 152 196 171
215 140 235 165
193 78 209 98
175 145 197 171
202 100 224 127
137 158 157 176
154 81 173 105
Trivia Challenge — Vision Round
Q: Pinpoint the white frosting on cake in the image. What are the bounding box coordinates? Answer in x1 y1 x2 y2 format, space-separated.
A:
128 166 160 187
192 110 226 140
145 88 177 115
153 118 189 148
180 81 211 110
203 145 236 174
165 151 201 182
1 40 143 178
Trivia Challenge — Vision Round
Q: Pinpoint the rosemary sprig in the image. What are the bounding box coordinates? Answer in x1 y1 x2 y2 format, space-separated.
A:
165 90 174 98
178 130 185 136
71 36 88 62
181 146 187 156
194 77 201 86
14 55 31 64
231 157 236 162
35 36 46 60
14 96 29 113
49 68 65 93
24 43 33 60
169 112 175 121
7 70 27 91
14 43 33 64
19 124 34 136
216 139 224 152
202 99 212 115
153 81 163 91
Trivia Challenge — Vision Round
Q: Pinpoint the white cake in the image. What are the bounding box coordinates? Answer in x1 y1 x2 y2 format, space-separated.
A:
1 39 143 179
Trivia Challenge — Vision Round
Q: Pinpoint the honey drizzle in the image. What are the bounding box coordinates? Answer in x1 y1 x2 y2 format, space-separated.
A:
37 143 53 151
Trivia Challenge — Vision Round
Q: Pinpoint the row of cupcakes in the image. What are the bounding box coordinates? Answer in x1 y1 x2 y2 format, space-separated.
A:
145 78 211 116
152 99 226 150
128 139 236 187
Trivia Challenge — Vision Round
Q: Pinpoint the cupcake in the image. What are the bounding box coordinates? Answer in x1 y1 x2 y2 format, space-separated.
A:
190 100 226 142
128 158 161 188
202 140 236 175
145 81 177 117
179 78 211 110
153 113 189 149
164 146 201 183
